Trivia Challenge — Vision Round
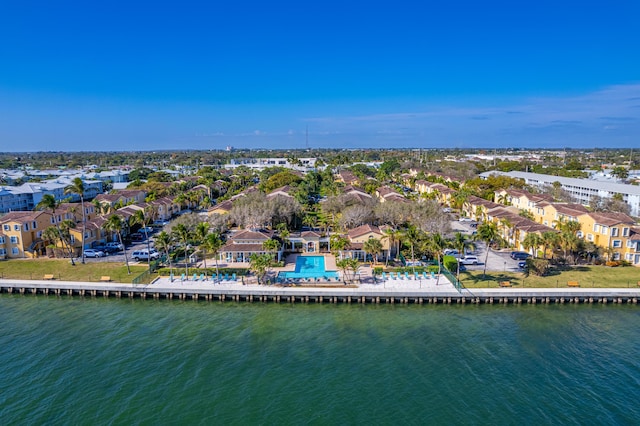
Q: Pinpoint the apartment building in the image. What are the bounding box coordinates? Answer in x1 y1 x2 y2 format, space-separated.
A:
484 171 640 216
0 211 52 259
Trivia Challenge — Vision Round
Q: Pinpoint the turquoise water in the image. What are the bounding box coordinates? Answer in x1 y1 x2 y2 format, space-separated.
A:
279 255 339 279
1 296 640 424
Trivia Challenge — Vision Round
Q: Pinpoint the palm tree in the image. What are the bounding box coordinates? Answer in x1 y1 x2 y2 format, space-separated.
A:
522 232 542 258
193 221 210 267
103 214 131 274
336 257 359 283
541 231 559 260
154 231 174 275
131 208 155 268
172 223 192 276
428 232 449 284
381 227 401 266
262 238 280 261
475 222 499 278
402 225 421 271
249 253 272 284
36 194 75 265
363 238 383 265
329 234 349 260
452 232 475 280
64 177 86 263
203 232 224 280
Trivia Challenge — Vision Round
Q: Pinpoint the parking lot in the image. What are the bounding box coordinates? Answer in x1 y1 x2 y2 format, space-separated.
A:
82 237 156 265
449 220 525 272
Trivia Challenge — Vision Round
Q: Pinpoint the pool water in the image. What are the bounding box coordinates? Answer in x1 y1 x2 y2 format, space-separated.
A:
278 256 339 279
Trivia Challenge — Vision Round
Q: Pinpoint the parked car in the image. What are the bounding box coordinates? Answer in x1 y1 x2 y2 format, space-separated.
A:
132 249 160 261
130 233 144 242
139 226 154 235
510 251 531 260
105 242 123 251
84 249 106 258
153 220 170 227
458 217 474 222
459 255 480 265
92 244 119 254
518 261 527 269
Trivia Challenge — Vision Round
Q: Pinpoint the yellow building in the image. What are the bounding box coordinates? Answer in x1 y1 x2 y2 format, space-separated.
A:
0 211 53 259
577 212 636 261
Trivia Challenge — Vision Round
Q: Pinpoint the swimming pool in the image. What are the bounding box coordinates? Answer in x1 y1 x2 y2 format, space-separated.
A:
278 256 339 279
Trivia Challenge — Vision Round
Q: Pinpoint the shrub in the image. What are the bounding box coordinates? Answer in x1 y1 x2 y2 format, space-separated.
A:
605 260 621 267
528 258 550 276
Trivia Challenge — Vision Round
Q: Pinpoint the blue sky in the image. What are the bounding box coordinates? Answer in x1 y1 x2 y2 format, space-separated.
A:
1 0 639 151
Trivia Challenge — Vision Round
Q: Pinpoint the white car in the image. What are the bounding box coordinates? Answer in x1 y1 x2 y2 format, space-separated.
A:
84 249 106 258
459 256 480 265
105 242 123 251
132 249 160 261
458 217 474 222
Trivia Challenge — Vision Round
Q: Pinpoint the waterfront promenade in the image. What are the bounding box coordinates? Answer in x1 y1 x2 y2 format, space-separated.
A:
3 274 640 304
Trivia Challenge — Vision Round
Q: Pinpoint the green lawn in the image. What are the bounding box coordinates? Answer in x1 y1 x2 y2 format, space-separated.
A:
0 259 148 283
459 265 640 289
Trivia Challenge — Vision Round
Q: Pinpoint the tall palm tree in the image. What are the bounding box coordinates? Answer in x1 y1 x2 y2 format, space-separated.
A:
172 223 192 276
402 225 421 271
363 238 383 265
262 238 280 261
381 227 401 266
541 231 559 260
131 208 155 268
154 231 174 276
64 177 86 263
329 234 349 260
103 214 131 274
475 222 499 278
36 194 75 265
203 232 224 280
428 232 449 285
522 232 542 258
193 221 210 267
452 232 475 280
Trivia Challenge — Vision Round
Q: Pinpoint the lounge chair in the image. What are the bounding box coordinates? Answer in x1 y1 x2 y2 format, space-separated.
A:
414 272 420 280
181 273 186 281
170 273 174 282
231 273 236 281
405 272 410 280
430 271 435 279
382 272 387 280
423 272 428 279
224 273 230 281
200 273 206 281
192 273 198 281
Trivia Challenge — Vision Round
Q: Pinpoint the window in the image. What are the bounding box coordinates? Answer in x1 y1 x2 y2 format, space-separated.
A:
587 233 594 242
576 231 583 238
14 225 20 231
611 228 618 237
623 228 630 237
10 236 18 244
602 226 608 235
3 225 8 231
12 247 19 255
37 231 42 238
0 248 5 256
0 237 4 243
32 221 37 229
70 235 75 244
612 252 621 261
612 240 622 248
593 224 600 232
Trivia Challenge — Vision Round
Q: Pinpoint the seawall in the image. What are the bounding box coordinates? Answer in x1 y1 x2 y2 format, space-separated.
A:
2 279 640 305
